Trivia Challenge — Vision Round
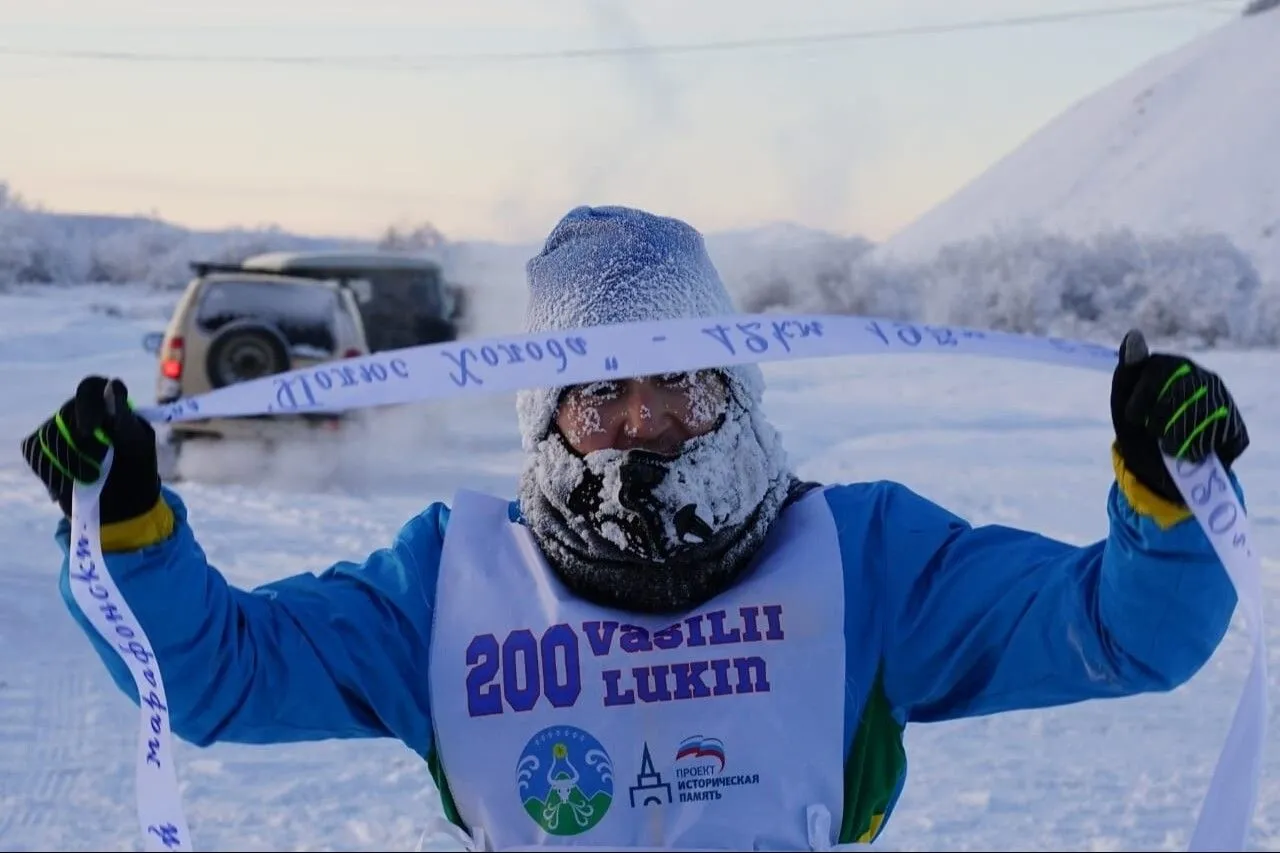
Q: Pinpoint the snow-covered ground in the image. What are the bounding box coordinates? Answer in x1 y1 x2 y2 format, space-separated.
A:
1 283 1279 851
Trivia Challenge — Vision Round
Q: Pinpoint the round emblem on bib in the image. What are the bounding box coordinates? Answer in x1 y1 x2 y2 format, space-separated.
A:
515 725 614 836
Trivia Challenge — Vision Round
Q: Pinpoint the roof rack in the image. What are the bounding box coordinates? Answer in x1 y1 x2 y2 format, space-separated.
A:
190 261 255 277
188 260 360 285
242 250 443 273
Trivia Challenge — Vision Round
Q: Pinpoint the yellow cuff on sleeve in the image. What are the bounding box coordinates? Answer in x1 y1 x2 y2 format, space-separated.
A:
99 496 176 553
1111 443 1193 531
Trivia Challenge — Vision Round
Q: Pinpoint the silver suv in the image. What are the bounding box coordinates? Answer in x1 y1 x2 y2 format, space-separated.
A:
143 249 467 467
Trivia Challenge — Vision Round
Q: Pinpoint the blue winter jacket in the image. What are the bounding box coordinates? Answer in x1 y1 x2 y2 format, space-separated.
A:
54 458 1240 842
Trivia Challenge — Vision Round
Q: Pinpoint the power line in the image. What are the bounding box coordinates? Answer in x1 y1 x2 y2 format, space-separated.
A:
0 0 1234 72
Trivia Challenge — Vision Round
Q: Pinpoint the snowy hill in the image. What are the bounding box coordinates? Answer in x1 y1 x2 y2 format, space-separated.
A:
874 8 1280 285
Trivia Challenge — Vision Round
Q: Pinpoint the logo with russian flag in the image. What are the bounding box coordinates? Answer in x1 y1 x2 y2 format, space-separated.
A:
670 735 759 803
675 735 726 772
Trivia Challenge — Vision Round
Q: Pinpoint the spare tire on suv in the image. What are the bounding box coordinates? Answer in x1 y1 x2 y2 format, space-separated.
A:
204 319 292 389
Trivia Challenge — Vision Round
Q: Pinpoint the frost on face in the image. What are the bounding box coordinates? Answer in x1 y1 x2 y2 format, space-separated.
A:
556 381 618 446
629 405 651 437
519 374 788 566
560 401 604 447
679 371 730 430
555 371 730 447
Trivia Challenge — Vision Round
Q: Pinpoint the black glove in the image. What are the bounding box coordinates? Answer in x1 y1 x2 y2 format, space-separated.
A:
20 376 161 524
1110 329 1249 505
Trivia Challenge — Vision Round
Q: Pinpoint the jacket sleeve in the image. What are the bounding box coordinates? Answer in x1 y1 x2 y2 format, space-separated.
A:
56 486 448 758
843 447 1240 724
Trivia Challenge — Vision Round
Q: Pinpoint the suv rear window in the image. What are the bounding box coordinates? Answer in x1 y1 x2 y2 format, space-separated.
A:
370 270 446 317
196 278 341 355
356 270 458 351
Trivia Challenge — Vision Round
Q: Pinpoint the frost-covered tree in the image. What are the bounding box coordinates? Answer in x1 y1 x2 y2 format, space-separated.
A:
721 224 1279 349
0 181 21 209
378 221 446 251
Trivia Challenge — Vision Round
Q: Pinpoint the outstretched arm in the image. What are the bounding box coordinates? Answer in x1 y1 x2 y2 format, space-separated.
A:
57 488 447 757
859 331 1249 723
856 452 1239 723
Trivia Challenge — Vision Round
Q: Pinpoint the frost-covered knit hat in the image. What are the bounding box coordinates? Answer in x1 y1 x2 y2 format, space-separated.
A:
515 205 766 448
514 205 797 614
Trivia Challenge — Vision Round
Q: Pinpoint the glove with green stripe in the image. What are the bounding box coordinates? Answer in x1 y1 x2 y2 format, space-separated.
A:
20 376 161 523
1111 329 1249 505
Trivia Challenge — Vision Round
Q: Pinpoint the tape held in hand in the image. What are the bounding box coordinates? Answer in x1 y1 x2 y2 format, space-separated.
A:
69 447 192 853
71 312 1263 852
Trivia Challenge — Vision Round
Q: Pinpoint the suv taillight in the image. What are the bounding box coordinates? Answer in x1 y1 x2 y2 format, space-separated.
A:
161 335 185 379
343 348 362 358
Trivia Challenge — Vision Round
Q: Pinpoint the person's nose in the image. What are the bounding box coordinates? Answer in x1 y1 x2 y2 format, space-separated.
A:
616 381 679 450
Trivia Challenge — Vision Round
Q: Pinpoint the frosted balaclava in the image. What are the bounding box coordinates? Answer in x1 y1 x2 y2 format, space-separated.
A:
515 206 799 614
